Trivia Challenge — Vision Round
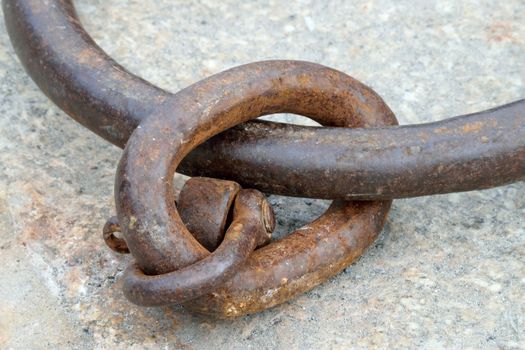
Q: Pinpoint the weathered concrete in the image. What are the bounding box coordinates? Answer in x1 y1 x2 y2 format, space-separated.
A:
0 1 523 348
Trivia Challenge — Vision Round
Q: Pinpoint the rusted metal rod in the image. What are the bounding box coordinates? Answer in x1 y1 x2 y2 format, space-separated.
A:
4 0 524 201
181 101 525 199
115 60 397 316
3 0 161 146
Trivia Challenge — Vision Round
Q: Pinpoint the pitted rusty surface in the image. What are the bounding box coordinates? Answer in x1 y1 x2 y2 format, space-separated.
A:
115 61 397 316
123 188 274 306
2 0 525 319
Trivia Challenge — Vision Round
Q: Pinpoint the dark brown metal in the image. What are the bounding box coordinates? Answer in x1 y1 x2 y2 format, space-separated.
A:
116 61 396 316
3 0 524 319
123 189 274 306
181 101 525 199
178 177 241 252
2 0 160 147
4 0 524 201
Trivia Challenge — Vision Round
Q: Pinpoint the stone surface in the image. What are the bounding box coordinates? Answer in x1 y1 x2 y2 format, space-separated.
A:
0 0 524 349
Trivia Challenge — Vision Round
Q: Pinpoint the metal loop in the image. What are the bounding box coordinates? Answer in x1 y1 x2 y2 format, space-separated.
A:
115 61 397 316
102 216 129 254
123 189 274 306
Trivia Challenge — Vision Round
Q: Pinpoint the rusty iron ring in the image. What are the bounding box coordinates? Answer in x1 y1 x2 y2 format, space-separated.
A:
125 188 275 306
4 0 524 201
102 216 129 254
3 0 524 319
116 61 397 316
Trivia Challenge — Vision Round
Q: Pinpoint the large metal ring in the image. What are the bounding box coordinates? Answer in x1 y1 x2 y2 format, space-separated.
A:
4 0 524 201
116 61 397 317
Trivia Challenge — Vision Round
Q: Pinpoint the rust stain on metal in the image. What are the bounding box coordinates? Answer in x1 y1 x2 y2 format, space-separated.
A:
3 0 525 319
461 121 484 133
115 61 397 316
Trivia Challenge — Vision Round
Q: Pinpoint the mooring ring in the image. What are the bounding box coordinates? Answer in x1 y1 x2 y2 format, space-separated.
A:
116 60 397 316
4 0 524 201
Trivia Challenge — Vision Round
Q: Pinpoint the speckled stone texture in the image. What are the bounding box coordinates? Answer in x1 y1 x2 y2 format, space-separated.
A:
0 1 524 349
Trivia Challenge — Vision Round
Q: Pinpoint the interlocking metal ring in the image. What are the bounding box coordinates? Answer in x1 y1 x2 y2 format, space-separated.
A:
116 61 397 316
3 0 524 318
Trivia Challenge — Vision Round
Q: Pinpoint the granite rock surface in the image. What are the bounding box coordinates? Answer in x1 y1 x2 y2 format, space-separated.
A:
0 0 524 349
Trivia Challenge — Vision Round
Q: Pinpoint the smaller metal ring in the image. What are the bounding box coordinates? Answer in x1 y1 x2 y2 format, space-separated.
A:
102 216 129 254
123 189 273 306
115 60 397 316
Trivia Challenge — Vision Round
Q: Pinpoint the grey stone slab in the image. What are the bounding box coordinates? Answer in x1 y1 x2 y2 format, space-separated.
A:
0 1 523 348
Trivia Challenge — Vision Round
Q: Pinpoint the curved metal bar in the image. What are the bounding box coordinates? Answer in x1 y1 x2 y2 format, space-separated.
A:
181 100 525 199
123 189 274 306
4 0 524 200
102 216 129 254
116 61 396 316
2 0 166 146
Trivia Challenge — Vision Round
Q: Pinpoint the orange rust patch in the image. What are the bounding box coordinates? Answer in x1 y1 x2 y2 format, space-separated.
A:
461 121 484 133
434 127 450 135
298 74 311 85
76 48 104 68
